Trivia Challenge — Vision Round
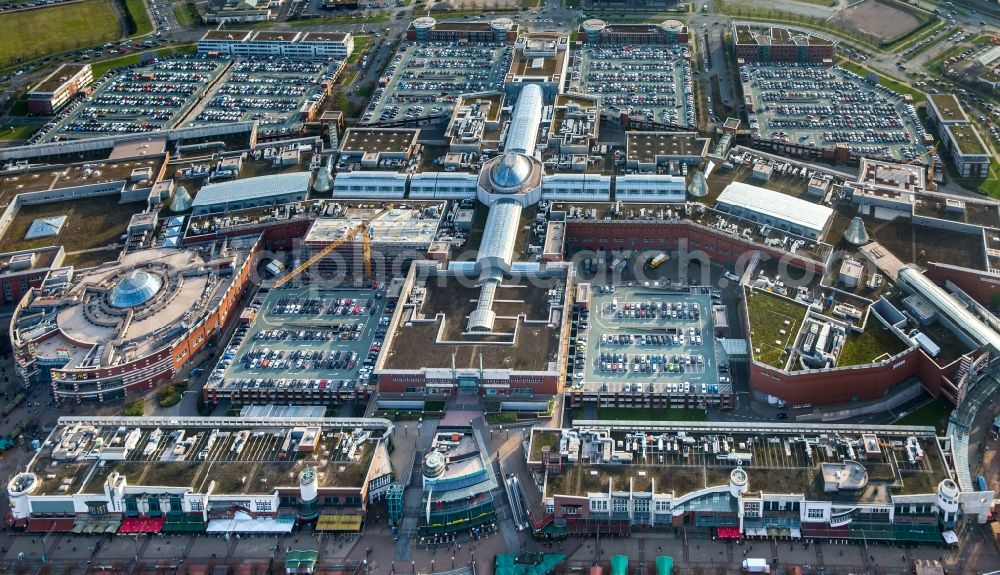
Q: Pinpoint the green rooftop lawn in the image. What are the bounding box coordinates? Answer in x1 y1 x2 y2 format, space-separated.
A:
746 288 806 369
839 323 909 366
0 197 143 254
529 429 561 460
894 398 952 434
948 124 987 155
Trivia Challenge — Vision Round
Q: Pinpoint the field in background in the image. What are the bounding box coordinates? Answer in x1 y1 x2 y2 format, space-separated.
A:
0 0 120 67
829 0 929 45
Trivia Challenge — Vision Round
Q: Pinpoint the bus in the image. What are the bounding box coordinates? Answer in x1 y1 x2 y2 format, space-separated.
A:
702 4 709 13
648 253 668 269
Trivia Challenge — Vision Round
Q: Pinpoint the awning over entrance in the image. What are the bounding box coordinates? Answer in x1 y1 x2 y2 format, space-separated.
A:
162 514 207 533
285 550 319 574
206 512 294 534
717 526 741 539
610 555 628 575
655 556 674 575
118 516 165 534
315 514 363 532
72 516 122 534
26 517 76 533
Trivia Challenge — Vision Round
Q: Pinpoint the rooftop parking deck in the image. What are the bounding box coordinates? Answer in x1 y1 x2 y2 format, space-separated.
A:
576 286 724 395
572 45 694 127
188 58 344 138
363 43 512 125
40 58 228 143
25 417 390 496
205 284 388 398
740 64 928 161
38 55 342 143
534 424 950 502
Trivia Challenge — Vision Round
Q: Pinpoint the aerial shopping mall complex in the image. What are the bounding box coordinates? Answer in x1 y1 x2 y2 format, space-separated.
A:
0 7 997 572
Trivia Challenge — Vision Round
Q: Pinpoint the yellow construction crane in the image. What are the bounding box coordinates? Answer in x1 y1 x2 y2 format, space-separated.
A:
904 142 937 166
362 226 373 282
274 208 387 288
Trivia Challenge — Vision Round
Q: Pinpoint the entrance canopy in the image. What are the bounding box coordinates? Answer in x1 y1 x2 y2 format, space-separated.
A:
206 511 294 534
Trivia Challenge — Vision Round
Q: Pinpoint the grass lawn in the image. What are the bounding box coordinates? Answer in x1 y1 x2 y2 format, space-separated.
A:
347 35 370 65
894 399 952 433
838 323 909 366
172 2 199 27
125 0 153 36
838 58 926 104
951 158 1000 199
63 247 122 269
593 407 708 422
0 124 39 140
746 288 806 369
91 53 141 79
7 96 29 117
0 0 121 67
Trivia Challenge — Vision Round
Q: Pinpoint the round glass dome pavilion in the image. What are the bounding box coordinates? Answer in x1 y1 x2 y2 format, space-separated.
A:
109 270 163 309
489 152 532 189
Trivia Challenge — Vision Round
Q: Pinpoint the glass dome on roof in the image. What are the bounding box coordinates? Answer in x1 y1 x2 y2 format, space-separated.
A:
110 270 163 309
490 152 532 189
